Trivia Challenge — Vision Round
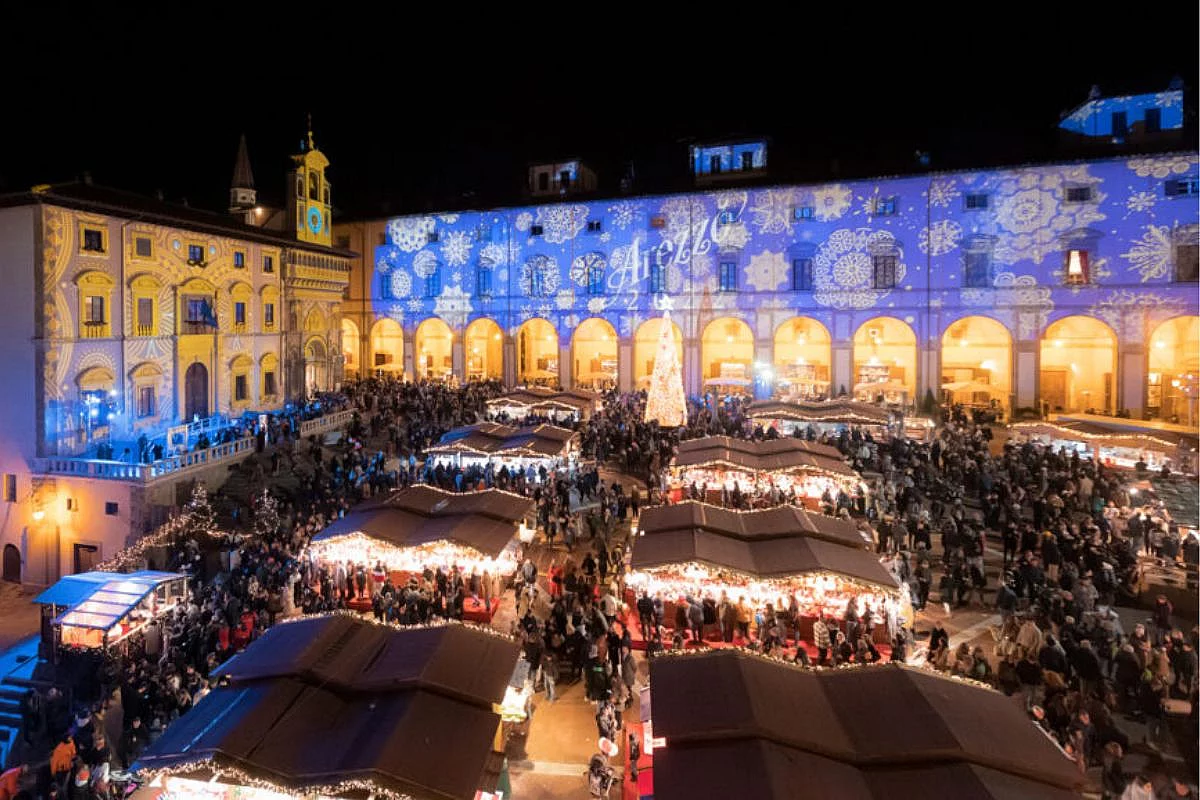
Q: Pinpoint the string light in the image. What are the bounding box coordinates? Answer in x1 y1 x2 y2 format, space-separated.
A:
140 761 421 800
309 531 520 577
270 609 519 642
1010 422 1192 452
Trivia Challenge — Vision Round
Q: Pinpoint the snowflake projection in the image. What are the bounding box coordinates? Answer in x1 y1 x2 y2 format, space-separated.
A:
927 178 960 209
555 289 575 310
440 230 473 267
518 304 534 323
1126 155 1197 179
1088 290 1187 340
666 263 686 294
570 252 606 287
586 296 608 315
433 284 472 329
749 188 796 234
389 270 413 298
961 272 1053 339
479 242 507 268
918 220 963 256
515 212 533 233
375 246 401 274
405 297 423 312
810 184 853 222
1049 255 1113 292
386 304 405 323
689 252 716 291
412 250 439 278
1122 225 1174 282
536 302 553 320
1156 92 1183 108
989 166 1107 265
658 196 709 244
496 268 508 284
599 232 611 243
744 250 790 291
608 201 638 229
536 204 588 244
753 297 792 339
438 214 459 224
521 255 560 297
711 190 749 221
1125 190 1157 217
712 221 751 249
387 216 436 252
563 313 581 331
855 186 885 217
451 270 463 285
812 228 907 310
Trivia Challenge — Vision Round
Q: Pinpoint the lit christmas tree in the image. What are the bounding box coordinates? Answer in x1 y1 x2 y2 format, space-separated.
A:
253 490 281 543
643 296 686 427
179 482 217 542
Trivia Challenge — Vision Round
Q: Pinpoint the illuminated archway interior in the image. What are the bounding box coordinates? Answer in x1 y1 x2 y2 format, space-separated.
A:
853 317 917 402
701 317 754 390
1148 315 1199 425
634 317 683 388
941 316 1012 410
1040 316 1116 414
572 317 618 389
370 318 404 375
517 318 559 385
414 317 454 381
341 318 360 375
464 318 503 381
773 317 832 399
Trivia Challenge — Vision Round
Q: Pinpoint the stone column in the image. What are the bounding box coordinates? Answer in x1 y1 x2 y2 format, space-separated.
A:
452 338 465 384
503 336 517 387
402 328 415 382
684 338 701 396
618 338 633 392
1120 342 1146 418
1014 340 1039 413
832 342 853 398
558 344 572 389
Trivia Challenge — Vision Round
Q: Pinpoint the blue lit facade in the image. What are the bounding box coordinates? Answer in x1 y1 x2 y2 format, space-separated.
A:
1059 90 1185 139
359 148 1199 421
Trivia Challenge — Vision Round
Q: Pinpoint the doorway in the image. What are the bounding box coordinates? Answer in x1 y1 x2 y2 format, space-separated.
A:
184 362 209 421
2 544 19 583
73 543 99 574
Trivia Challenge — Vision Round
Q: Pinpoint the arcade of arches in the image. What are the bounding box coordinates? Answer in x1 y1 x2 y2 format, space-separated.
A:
853 317 917 403
465 318 504 381
517 318 559 385
414 318 454 381
341 319 360 376
942 316 1012 411
370 319 404 375
1148 315 1199 425
634 317 683 388
572 317 618 390
773 317 832 400
701 317 754 390
1040 316 1116 415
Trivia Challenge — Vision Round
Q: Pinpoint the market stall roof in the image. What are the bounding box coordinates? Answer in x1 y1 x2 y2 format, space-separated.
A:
854 380 909 395
648 651 1085 800
428 422 577 459
136 616 520 800
33 570 182 608
314 486 533 558
673 436 855 477
639 501 869 550
486 387 599 416
942 380 1003 395
1010 420 1197 454
748 399 891 426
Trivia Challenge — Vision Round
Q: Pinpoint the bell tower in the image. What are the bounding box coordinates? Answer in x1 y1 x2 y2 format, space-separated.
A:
229 133 257 222
287 116 332 246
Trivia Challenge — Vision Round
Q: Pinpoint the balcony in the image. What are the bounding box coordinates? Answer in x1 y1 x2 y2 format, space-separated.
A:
181 320 216 335
81 321 108 339
135 324 155 337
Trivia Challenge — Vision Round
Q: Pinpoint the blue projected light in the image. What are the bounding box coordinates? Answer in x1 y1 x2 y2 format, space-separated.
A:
307 204 324 235
1059 91 1184 138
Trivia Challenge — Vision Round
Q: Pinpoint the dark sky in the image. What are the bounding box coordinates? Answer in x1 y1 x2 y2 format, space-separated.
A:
2 11 1194 220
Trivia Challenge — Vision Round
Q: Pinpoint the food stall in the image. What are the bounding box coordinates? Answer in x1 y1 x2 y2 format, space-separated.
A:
853 379 909 406
33 570 188 651
426 422 578 476
1009 420 1197 473
485 386 600 423
747 399 893 439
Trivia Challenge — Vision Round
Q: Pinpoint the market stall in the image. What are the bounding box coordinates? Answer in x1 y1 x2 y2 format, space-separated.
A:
853 379 909 405
33 570 187 651
1009 420 1197 473
308 485 533 621
623 501 904 648
747 399 893 439
485 386 600 423
426 422 578 474
134 615 520 800
670 435 864 508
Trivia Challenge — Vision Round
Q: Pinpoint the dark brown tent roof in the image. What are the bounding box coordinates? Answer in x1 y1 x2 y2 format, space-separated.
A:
428 422 577 458
748 399 892 426
487 387 600 415
313 486 532 558
638 501 870 550
136 617 520 800
674 435 855 477
649 652 1085 800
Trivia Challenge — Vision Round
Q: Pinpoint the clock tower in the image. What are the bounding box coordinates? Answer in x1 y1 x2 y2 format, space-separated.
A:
287 117 332 247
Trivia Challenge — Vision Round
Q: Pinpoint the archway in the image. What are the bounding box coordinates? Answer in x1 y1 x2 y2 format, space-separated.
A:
414 318 454 381
341 319 360 377
853 317 917 403
305 338 328 392
701 317 754 392
369 318 404 375
517 318 559 386
942 316 1012 411
1148 315 1199 425
773 317 832 400
3 544 20 583
1040 316 1116 414
184 362 209 420
464 318 503 381
634 317 683 389
571 317 618 390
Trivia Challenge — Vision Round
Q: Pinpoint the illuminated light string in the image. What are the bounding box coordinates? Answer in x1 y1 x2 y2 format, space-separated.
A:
271 609 518 642
141 763 420 800
94 514 230 574
673 465 863 500
308 532 520 578
1009 422 1192 452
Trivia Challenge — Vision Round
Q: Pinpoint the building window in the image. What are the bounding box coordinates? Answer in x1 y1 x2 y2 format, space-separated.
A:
105 502 118 516
184 297 216 331
587 219 602 233
964 193 990 210
187 244 204 263
477 266 492 298
710 155 722 174
718 210 736 225
137 385 155 418
1064 249 1089 285
136 297 154 336
234 375 248 402
963 251 992 288
1165 178 1199 197
719 260 738 293
1065 186 1093 203
1111 111 1128 138
1145 107 1162 133
82 228 105 253
587 263 605 295
3 474 14 503
264 303 275 328
530 267 545 297
649 261 666 294
530 224 544 237
538 172 549 192
85 295 106 324
792 206 814 221
426 231 439 244
791 258 813 291
73 543 97 573
425 266 441 297
872 255 897 289
134 237 152 258
263 371 277 397
233 251 245 268
234 302 246 327
1176 244 1199 282
262 255 274 273
741 151 754 171
874 197 898 216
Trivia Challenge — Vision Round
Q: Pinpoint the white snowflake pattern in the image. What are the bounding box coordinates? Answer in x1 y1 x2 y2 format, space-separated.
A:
1125 190 1157 217
744 251 790 292
587 297 608 315
389 270 412 298
387 216 436 252
1087 290 1187 340
405 297 424 312
440 230 473 267
598 232 611 243
658 196 709 243
608 201 637 229
563 313 581 330
570 252 607 287
375 246 400 274
433 284 472 329
536 204 589 244
386 304 405 323
811 184 853 222
555 289 575 310
748 188 795 234
990 166 1107 265
412 250 439 278
438 214 459 224
812 228 907 310
515 212 533 232
496 268 508 283
536 302 553 320
918 220 963 256
855 186 885 217
927 178 960 208
479 242 507 268
1156 92 1182 108
1126 156 1197 179
521 256 560 296
712 221 751 249
1122 225 1174 282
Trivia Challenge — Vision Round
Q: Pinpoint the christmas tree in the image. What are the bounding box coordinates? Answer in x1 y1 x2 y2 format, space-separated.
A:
253 490 281 543
179 483 217 542
643 297 687 427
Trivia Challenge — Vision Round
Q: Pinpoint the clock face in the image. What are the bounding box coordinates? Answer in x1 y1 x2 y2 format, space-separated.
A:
306 204 323 235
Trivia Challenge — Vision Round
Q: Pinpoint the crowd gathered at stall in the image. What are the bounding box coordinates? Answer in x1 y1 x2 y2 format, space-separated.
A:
2 377 1196 800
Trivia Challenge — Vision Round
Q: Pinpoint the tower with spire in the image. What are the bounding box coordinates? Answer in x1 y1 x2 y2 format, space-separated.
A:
229 134 257 222
286 114 332 247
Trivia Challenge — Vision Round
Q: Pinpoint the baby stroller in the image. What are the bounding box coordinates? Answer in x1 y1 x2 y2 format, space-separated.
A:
586 753 615 798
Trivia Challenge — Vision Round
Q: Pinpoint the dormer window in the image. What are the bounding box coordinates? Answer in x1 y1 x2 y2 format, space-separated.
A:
741 151 754 171
873 197 898 216
718 210 737 225
964 193 990 210
792 206 814 221
531 225 544 237
1166 177 1199 197
1065 186 1093 203
587 219 602 233
426 231 439 244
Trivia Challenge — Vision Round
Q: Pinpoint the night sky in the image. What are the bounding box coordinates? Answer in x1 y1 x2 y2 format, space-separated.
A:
2 12 1195 221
